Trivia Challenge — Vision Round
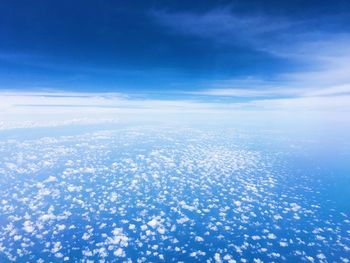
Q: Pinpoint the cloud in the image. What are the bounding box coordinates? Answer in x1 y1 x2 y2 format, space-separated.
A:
151 8 296 47
194 87 298 98
194 84 350 98
247 95 350 112
1 9 349 129
151 7 350 104
303 84 350 97
151 7 350 59
1 89 349 131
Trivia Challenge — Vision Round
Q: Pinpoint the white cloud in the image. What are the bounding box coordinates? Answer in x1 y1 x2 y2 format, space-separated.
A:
152 7 350 98
194 84 350 98
1 8 348 131
194 87 299 97
0 90 349 131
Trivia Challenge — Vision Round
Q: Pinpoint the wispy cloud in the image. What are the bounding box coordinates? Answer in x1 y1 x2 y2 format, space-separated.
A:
151 8 296 46
152 7 350 102
195 84 350 98
193 87 298 98
151 7 350 58
1 8 349 129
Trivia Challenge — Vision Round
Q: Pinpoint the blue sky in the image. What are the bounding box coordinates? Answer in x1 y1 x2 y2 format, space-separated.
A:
0 0 350 109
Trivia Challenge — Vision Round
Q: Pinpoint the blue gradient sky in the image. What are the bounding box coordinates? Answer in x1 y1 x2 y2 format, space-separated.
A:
1 0 350 99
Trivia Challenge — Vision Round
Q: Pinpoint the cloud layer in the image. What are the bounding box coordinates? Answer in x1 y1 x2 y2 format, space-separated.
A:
1 89 349 130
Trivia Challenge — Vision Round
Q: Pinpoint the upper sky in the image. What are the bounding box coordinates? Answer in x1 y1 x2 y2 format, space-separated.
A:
1 0 350 100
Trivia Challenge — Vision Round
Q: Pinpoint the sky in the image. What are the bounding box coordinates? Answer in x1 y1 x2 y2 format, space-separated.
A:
1 0 350 127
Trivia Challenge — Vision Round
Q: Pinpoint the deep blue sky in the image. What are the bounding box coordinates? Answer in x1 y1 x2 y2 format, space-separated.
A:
1 0 350 95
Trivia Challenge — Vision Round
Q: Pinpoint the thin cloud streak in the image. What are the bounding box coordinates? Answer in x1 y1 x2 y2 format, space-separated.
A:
195 84 350 98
